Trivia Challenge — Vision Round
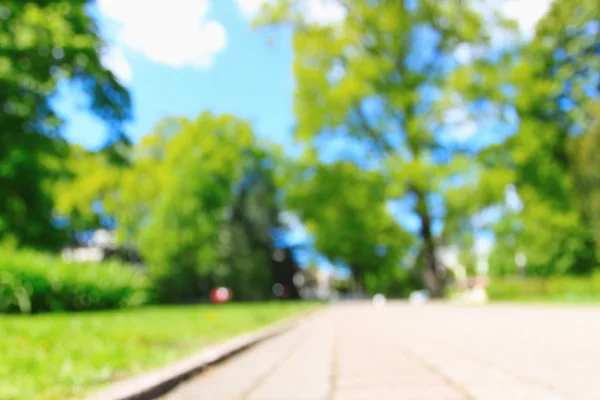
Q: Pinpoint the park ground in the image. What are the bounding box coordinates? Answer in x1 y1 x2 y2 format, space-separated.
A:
0 302 316 400
163 301 600 400
4 301 600 400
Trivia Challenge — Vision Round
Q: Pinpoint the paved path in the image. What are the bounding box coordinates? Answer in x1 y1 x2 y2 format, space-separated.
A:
162 302 600 400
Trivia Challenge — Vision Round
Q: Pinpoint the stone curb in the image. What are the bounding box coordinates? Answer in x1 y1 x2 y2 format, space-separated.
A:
86 307 321 400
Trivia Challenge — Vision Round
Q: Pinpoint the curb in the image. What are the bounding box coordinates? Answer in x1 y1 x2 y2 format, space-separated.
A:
86 308 320 400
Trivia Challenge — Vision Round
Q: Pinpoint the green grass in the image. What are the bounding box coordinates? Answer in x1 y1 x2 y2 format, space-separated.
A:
490 295 600 305
0 301 318 400
487 274 600 304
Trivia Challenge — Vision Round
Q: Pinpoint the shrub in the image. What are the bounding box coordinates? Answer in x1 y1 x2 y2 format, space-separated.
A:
487 273 600 301
364 267 422 298
0 250 148 313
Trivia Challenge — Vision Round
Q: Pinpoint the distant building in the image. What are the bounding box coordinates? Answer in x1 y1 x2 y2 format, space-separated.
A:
436 244 492 283
294 268 333 300
316 269 334 299
437 245 466 283
62 229 142 266
438 245 491 304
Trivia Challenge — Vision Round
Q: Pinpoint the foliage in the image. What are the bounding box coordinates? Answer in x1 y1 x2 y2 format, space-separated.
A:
489 204 594 277
220 153 301 300
0 302 317 400
0 0 131 249
105 114 293 302
570 103 600 255
494 0 600 275
287 161 412 289
2 0 599 303
0 249 147 313
331 277 352 295
364 266 422 298
488 274 600 302
53 145 126 233
258 0 515 296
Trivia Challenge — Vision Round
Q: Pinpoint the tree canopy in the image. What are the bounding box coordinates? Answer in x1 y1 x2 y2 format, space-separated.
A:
489 0 599 276
256 0 519 295
287 160 413 289
99 113 298 301
2 0 599 301
0 0 130 249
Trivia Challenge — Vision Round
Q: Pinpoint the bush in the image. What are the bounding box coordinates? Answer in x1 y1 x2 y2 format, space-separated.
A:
487 273 600 301
0 250 148 313
364 267 423 298
332 278 353 295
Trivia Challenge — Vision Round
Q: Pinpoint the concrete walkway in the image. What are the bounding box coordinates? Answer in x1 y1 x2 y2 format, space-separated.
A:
162 302 600 400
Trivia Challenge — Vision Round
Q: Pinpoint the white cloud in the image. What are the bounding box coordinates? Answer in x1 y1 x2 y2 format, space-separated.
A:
301 0 345 25
453 0 552 64
236 0 270 19
100 46 132 84
503 0 552 39
236 0 345 25
238 0 549 37
97 0 226 69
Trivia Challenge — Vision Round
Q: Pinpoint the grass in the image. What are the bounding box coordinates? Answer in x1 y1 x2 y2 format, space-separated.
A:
486 274 600 304
490 295 600 305
0 301 318 400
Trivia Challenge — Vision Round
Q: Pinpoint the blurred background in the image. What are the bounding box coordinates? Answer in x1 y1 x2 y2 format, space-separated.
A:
0 0 598 398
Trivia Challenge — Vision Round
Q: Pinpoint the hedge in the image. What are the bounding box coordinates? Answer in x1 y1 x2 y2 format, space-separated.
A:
0 250 148 313
364 267 423 298
487 273 600 302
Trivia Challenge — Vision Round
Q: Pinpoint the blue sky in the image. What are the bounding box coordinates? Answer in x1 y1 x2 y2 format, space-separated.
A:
55 0 550 273
56 0 550 150
56 0 299 151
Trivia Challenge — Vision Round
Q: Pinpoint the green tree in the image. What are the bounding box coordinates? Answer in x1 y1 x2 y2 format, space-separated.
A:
571 103 600 250
258 0 513 295
0 1 130 249
287 161 413 292
219 148 301 300
53 145 125 235
112 114 255 301
495 0 599 275
107 113 292 302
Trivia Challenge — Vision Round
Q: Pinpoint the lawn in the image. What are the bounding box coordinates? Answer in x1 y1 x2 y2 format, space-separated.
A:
0 301 317 400
491 296 600 305
486 275 600 304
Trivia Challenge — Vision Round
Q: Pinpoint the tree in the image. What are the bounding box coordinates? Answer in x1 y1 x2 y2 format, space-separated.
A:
286 160 413 292
109 114 256 301
219 148 301 300
0 0 131 249
53 145 124 237
258 0 513 295
106 113 295 302
571 103 600 250
495 0 599 275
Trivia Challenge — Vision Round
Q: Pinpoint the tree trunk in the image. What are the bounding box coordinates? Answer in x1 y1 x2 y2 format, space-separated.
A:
415 190 444 298
351 267 365 298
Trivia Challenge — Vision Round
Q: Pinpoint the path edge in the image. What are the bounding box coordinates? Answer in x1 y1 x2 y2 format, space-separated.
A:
86 306 323 400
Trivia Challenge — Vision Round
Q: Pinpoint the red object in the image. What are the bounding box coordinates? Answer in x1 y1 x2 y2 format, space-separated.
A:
210 287 231 304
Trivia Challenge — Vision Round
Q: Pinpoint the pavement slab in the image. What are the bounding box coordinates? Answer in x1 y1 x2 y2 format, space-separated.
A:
161 302 600 400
